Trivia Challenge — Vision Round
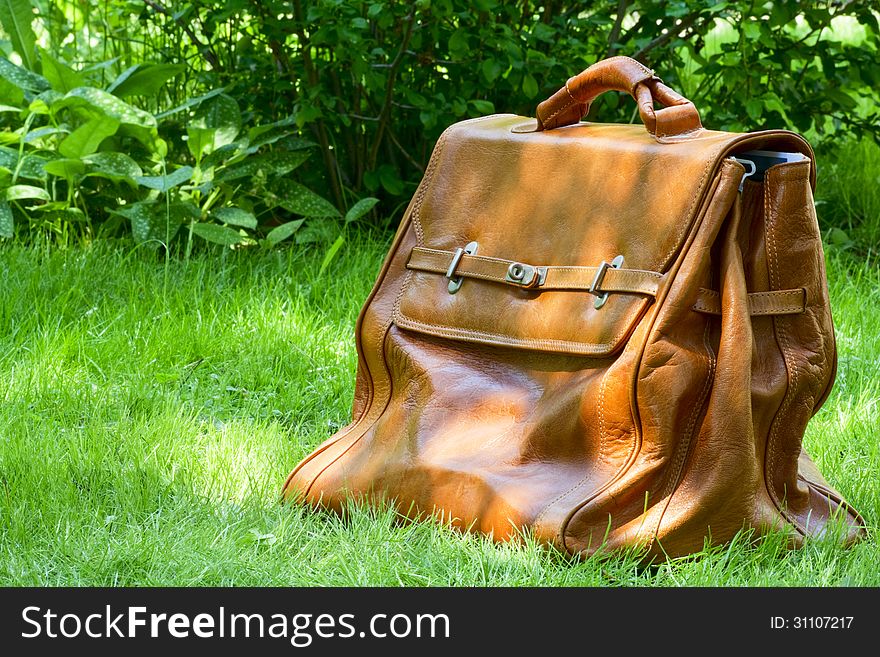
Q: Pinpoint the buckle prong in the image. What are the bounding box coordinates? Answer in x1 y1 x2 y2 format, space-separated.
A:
589 254 624 309
447 241 479 294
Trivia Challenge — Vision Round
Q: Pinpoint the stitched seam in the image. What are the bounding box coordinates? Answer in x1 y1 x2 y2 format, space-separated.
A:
649 319 715 544
533 365 613 532
394 311 639 354
304 117 480 497
393 115 498 324
657 153 714 270
543 84 580 127
765 173 804 534
693 302 804 315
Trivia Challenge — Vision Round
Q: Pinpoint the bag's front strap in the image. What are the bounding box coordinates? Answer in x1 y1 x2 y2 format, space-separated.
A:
406 247 807 316
535 55 702 139
408 246 661 295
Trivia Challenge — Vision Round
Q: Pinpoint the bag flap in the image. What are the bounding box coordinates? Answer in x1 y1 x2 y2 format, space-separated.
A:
391 115 784 356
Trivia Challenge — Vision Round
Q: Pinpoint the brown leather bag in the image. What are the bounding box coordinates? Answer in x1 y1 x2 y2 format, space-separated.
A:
284 56 864 558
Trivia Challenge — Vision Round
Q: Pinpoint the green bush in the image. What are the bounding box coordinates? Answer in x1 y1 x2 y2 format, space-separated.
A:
65 1 874 207
0 2 376 249
1 1 879 245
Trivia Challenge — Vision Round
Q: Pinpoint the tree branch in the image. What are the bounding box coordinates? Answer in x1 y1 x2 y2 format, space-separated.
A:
632 11 703 63
292 0 345 210
387 127 425 174
605 0 631 57
367 9 416 172
142 0 221 70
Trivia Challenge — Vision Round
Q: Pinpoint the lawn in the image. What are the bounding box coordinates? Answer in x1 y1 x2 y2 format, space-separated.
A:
0 227 877 586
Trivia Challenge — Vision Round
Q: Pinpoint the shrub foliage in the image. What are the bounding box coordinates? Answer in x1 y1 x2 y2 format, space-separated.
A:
1 1 878 241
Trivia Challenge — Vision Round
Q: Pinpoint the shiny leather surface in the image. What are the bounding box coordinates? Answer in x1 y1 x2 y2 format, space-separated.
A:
283 58 864 558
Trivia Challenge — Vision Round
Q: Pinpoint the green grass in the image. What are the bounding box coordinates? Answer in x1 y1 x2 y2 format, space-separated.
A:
816 138 880 251
0 231 877 587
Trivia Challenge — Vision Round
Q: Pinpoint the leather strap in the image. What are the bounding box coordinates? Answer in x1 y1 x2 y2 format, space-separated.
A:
692 287 806 316
406 247 807 316
407 246 662 295
535 56 702 139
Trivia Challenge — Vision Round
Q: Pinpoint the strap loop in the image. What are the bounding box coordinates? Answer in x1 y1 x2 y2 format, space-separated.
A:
406 246 807 317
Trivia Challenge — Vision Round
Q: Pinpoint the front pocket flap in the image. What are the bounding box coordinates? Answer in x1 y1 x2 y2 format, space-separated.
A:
395 247 654 356
392 114 739 356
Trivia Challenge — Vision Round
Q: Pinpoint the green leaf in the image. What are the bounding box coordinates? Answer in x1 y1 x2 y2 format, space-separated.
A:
58 115 119 158
247 114 296 140
295 221 337 244
32 206 84 223
187 93 241 158
112 200 187 244
344 197 379 223
0 56 49 94
522 73 539 99
448 28 469 57
378 165 403 195
318 234 345 276
199 138 251 170
0 76 23 104
112 202 154 243
744 98 763 121
83 152 142 184
58 87 157 128
273 181 340 217
0 200 13 237
24 126 66 143
217 150 309 181
265 219 304 246
6 183 48 201
0 0 38 72
39 48 85 93
0 145 15 169
827 227 853 249
155 88 225 120
2 149 52 180
107 63 184 98
0 103 21 112
191 222 246 246
211 207 257 229
27 88 62 114
481 59 503 84
42 157 85 179
136 166 193 192
468 100 495 114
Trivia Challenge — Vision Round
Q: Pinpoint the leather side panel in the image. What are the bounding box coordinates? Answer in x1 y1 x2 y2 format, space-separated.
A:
761 162 863 541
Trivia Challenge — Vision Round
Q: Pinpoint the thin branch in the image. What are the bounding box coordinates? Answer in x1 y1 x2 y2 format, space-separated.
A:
368 10 416 171
387 127 425 174
632 12 703 63
292 0 345 210
606 0 631 57
142 0 221 70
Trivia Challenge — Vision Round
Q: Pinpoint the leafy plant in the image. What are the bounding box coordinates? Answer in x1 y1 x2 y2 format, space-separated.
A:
2 0 878 241
0 36 374 248
56 0 871 216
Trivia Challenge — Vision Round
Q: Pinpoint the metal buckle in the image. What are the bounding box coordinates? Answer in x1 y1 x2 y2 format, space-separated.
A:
505 262 547 288
589 254 624 309
446 241 478 294
731 156 757 191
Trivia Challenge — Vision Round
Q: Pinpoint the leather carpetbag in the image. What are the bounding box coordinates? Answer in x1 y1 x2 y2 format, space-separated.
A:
284 56 864 558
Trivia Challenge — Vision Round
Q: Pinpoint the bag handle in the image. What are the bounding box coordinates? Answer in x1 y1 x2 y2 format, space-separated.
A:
535 56 702 139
